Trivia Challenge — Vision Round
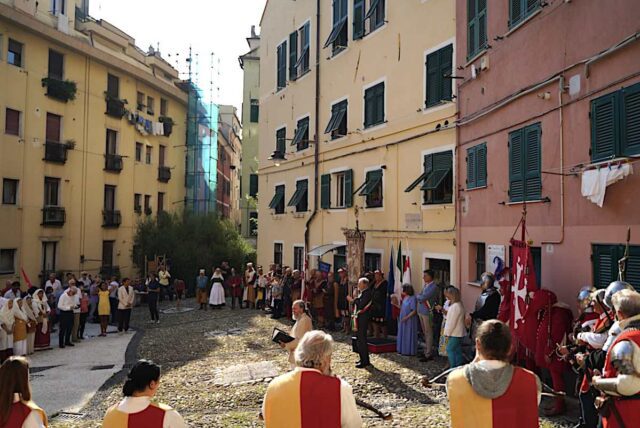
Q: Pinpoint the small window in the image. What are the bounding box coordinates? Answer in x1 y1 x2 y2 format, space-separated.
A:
105 129 118 155
147 96 155 115
289 31 298 81
46 113 62 143
249 212 258 236
509 0 541 29
135 143 143 162
321 170 353 209
269 184 285 214
8 39 23 67
250 99 259 123
466 143 487 189
509 123 541 202
473 242 486 282
275 127 286 154
42 242 57 274
0 249 16 274
144 195 151 210
422 151 453 205
297 22 311 75
5 108 21 136
51 0 66 15
294 246 304 272
104 185 116 211
107 74 119 98
101 241 114 268
364 252 381 272
249 174 259 197
48 49 64 80
593 244 640 291
325 100 348 140
276 41 287 91
134 194 142 213
325 0 348 55
467 0 488 59
157 192 164 213
287 179 308 212
146 146 152 164
2 179 18 205
364 82 385 128
426 44 453 108
160 98 168 116
159 145 166 167
273 243 283 266
136 92 145 111
44 177 60 206
291 117 310 151
358 169 383 208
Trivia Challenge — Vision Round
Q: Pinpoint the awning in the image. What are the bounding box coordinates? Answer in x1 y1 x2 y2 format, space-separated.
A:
358 171 382 196
325 106 347 134
291 121 309 146
268 190 284 209
421 167 451 190
287 182 308 207
308 243 345 257
405 171 429 192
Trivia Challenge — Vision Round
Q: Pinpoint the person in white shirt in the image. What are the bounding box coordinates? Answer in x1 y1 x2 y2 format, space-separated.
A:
70 281 82 343
45 273 61 294
117 278 135 333
4 282 22 300
57 284 78 348
0 356 47 428
443 286 466 368
102 359 186 428
109 277 120 325
79 272 91 289
279 300 313 369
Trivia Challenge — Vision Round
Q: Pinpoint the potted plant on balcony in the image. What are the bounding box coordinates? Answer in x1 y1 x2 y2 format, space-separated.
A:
42 77 77 102
159 116 174 136
144 207 153 216
104 92 127 119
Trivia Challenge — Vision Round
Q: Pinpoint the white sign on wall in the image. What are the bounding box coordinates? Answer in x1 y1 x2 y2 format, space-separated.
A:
487 244 506 279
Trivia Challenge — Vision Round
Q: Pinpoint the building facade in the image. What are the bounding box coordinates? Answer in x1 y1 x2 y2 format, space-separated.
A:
217 105 242 228
239 26 260 246
258 0 457 285
455 0 640 310
0 0 187 284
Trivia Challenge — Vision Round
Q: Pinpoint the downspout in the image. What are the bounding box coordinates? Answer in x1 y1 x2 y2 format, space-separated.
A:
304 0 321 269
455 105 462 295
542 76 565 245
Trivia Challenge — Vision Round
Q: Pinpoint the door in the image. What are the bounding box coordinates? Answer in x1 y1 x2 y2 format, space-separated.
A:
104 185 116 211
46 113 61 142
159 145 166 167
44 177 60 206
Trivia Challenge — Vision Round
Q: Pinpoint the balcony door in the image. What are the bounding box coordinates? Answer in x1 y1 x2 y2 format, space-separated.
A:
44 177 60 206
104 185 116 211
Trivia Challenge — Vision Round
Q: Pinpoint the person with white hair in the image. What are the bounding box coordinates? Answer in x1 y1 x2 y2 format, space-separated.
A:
262 330 362 427
279 300 312 369
347 277 373 368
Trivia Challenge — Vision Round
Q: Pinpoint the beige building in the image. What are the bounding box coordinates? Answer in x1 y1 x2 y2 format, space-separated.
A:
217 105 242 228
238 26 260 246
258 0 457 286
0 0 187 285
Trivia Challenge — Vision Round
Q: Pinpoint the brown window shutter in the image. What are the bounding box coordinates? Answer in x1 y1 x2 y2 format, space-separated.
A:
46 113 62 142
5 109 20 135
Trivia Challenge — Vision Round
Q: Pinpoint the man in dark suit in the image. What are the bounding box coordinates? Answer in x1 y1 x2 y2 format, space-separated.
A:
348 277 373 368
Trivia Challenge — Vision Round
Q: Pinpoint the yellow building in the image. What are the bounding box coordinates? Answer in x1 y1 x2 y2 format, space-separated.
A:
217 104 242 228
0 0 187 285
258 0 457 286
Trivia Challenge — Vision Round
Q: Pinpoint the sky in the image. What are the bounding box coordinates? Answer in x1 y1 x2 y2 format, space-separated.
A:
89 0 266 111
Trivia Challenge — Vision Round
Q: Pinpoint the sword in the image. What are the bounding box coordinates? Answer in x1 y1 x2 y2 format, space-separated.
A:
355 398 393 420
421 367 457 388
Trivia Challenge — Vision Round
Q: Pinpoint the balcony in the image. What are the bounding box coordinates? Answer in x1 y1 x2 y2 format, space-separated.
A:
44 141 68 164
104 154 124 173
42 77 77 103
105 97 126 119
158 166 171 182
42 206 66 227
102 210 122 228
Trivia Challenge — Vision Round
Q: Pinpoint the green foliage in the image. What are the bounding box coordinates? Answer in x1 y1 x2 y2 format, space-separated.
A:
41 77 77 102
132 211 256 288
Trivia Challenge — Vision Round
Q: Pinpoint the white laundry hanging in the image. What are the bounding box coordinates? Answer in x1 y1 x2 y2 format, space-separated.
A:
581 163 633 207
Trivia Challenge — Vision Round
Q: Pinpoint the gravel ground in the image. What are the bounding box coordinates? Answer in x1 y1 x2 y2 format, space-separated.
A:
50 298 579 427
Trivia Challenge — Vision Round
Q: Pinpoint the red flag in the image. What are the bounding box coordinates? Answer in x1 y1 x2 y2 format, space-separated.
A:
21 267 33 288
509 239 538 339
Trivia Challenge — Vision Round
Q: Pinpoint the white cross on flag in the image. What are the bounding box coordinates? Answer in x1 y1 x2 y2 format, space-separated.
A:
510 239 538 337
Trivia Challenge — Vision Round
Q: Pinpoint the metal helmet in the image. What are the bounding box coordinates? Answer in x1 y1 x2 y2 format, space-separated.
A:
480 272 495 288
577 286 595 309
604 281 634 308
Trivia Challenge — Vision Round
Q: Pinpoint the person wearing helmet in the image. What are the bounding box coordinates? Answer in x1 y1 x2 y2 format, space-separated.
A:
465 272 500 339
592 289 640 428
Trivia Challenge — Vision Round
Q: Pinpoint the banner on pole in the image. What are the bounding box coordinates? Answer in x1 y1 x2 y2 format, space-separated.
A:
510 239 538 337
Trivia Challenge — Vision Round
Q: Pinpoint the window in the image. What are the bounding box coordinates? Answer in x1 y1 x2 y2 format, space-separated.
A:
590 82 640 162
42 242 57 275
274 243 283 267
325 0 348 55
2 179 18 205
44 177 60 206
135 143 143 162
466 143 487 189
48 49 64 80
593 244 640 291
136 92 145 110
364 252 382 273
288 179 309 212
159 145 166 167
364 82 385 128
291 117 310 151
0 249 16 274
160 98 168 116
509 0 540 29
289 31 298 81
102 241 114 269
425 258 451 285
473 242 486 282
294 246 304 272
104 185 116 211
146 146 152 164
134 194 142 213
467 0 487 59
290 22 311 80
358 169 383 208
144 195 151 211
321 169 353 209
249 174 258 197
105 129 117 155
275 127 286 154
51 0 66 15
269 185 285 214
325 100 347 140
46 113 62 142
250 99 259 123
249 212 258 236
423 151 453 205
354 0 386 39
5 108 21 136
426 44 453 108
509 122 541 202
157 192 164 213
8 39 23 67
147 96 154 115
276 41 287 91
107 73 119 98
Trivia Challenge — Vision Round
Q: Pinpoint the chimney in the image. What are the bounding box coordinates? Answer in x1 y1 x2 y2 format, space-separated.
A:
251 25 257 38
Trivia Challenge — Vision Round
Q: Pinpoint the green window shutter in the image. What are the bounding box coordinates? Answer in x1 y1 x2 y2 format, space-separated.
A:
289 32 298 81
467 0 477 58
621 82 640 157
439 44 453 102
321 174 331 209
509 129 525 202
353 0 365 40
625 245 640 292
277 42 287 89
592 245 616 288
524 123 541 200
364 89 373 127
276 128 286 153
590 92 619 162
425 50 440 107
478 0 487 51
526 0 540 14
477 143 487 187
344 169 354 207
510 0 522 27
375 83 385 125
467 146 477 189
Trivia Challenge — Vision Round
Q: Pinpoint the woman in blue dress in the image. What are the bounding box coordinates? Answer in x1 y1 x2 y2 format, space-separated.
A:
397 284 418 355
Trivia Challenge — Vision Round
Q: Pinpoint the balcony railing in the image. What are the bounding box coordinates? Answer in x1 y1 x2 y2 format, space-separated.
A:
102 210 122 228
105 97 126 119
158 166 171 182
44 141 68 164
42 77 77 102
42 206 66 227
104 154 123 172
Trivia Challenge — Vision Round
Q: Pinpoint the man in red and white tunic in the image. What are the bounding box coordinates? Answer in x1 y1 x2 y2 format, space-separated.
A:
262 330 362 428
592 289 640 428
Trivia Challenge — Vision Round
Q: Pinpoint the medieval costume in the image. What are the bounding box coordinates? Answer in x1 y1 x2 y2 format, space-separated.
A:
195 270 209 310
244 264 257 308
209 270 226 308
6 394 48 428
23 296 38 355
103 396 186 428
335 271 350 333
228 271 243 309
312 276 326 327
371 274 388 338
33 290 51 351
12 298 29 356
0 298 14 362
469 274 501 338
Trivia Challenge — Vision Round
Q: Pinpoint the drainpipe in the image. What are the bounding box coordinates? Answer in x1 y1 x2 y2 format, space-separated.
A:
455 104 462 295
304 0 321 271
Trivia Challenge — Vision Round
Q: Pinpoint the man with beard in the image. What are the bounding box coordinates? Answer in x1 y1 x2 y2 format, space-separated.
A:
280 300 312 369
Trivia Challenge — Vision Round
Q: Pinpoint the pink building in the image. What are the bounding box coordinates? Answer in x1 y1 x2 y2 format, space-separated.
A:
455 0 640 312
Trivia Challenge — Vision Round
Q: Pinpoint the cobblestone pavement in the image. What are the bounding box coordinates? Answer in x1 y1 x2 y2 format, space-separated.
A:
50 298 578 427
